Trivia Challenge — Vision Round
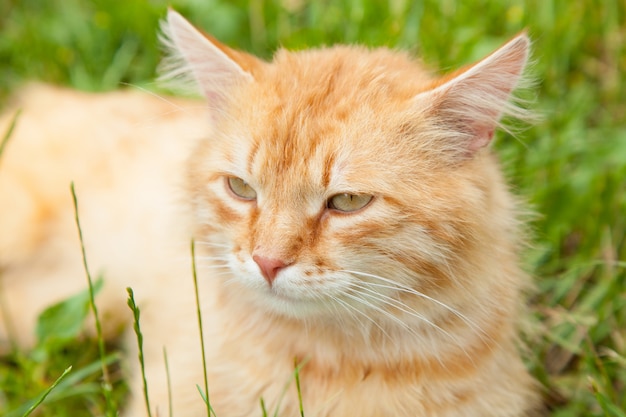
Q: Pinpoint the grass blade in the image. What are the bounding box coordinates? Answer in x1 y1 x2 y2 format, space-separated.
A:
4 352 120 417
260 398 268 417
191 240 216 417
294 358 305 417
127 287 153 417
21 366 72 417
70 183 117 416
590 377 626 417
164 347 173 417
0 109 20 163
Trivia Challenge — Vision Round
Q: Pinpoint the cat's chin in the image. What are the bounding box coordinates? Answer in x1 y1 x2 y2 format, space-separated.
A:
253 287 332 319
224 278 334 320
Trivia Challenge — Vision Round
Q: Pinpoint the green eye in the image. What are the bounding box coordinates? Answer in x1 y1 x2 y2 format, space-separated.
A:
227 177 257 200
327 193 373 212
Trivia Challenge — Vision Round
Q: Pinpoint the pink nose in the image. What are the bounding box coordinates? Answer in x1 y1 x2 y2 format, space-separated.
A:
253 255 288 285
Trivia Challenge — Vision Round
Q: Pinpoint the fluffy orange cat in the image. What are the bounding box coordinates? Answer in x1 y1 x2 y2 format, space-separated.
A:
0 10 541 417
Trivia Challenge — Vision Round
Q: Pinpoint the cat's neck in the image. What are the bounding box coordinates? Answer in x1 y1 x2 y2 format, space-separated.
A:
212 277 513 380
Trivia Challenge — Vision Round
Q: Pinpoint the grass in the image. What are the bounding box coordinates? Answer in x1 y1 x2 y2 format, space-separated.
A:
126 288 154 417
0 0 625 416
71 182 118 416
190 240 216 417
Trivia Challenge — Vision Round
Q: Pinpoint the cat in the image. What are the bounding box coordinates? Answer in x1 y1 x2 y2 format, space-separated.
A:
0 9 541 417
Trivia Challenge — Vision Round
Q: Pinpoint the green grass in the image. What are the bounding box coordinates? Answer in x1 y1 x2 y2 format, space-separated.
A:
0 0 625 416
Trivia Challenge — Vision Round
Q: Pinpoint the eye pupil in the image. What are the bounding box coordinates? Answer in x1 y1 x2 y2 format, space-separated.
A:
227 177 257 200
327 193 372 212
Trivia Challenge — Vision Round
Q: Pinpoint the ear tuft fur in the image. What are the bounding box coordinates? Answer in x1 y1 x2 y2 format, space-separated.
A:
158 10 254 107
416 34 536 156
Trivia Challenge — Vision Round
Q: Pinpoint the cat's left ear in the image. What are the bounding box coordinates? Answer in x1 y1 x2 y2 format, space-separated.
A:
415 34 532 156
159 10 262 107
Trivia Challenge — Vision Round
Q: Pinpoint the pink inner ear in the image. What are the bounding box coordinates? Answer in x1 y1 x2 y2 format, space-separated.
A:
418 34 530 157
162 10 254 105
470 127 495 152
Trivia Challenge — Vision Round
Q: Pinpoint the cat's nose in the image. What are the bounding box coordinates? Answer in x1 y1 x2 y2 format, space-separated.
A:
253 255 288 285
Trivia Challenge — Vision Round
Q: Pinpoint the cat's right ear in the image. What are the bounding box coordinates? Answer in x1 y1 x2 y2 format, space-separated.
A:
413 34 533 159
159 10 261 107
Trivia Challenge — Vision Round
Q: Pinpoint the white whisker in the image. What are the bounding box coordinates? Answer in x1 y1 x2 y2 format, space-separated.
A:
347 281 451 335
121 82 188 112
345 281 469 357
198 264 231 274
341 291 420 342
326 296 355 329
194 255 231 262
194 240 231 250
332 296 392 341
341 269 487 339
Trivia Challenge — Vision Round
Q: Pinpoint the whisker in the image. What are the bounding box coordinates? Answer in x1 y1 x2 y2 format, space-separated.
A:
120 82 207 116
221 277 240 288
332 296 392 341
174 255 229 265
341 291 419 341
341 269 486 337
195 266 232 274
347 281 450 335
194 255 231 262
326 296 355 329
345 281 469 355
194 240 231 249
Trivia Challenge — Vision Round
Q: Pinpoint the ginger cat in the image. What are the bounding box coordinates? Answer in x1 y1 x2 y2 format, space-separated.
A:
0 10 541 417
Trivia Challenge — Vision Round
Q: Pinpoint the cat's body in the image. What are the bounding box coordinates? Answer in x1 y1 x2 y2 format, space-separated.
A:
0 11 540 417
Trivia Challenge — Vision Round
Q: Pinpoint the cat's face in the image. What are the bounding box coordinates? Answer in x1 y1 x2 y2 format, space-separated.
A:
164 11 530 323
191 53 438 319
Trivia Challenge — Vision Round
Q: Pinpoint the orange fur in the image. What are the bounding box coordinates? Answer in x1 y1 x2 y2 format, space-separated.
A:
0 11 541 417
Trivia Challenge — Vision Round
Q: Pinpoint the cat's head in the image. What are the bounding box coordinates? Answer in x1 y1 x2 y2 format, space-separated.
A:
161 11 532 327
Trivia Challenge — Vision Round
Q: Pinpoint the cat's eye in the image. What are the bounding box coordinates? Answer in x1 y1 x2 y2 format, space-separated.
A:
327 193 373 213
226 177 257 200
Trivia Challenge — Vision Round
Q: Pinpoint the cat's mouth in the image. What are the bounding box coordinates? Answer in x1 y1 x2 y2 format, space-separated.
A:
254 282 332 317
267 286 300 302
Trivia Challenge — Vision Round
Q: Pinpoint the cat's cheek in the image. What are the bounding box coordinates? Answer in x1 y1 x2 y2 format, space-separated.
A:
230 254 268 290
225 254 347 317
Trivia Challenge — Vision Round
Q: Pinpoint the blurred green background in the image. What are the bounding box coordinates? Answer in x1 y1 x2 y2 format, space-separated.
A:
1 0 625 416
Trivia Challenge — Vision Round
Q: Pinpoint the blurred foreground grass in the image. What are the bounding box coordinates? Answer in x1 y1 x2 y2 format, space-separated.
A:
0 0 625 416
